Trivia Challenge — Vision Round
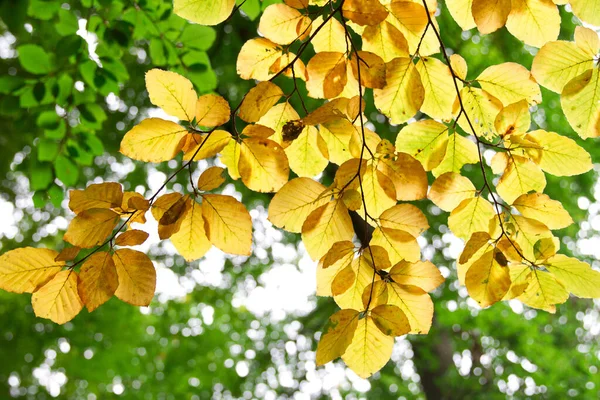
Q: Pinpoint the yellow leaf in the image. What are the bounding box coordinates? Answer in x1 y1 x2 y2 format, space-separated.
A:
503 264 531 300
115 230 149 247
371 304 411 337
268 178 329 233
432 132 479 177
429 172 476 212
378 152 428 201
544 255 600 298
197 166 226 191
195 94 230 127
455 87 503 140
386 1 437 55
319 120 354 165
517 269 568 313
321 241 356 269
316 309 360 366
465 250 511 308
306 52 348 99
341 315 394 378
386 282 434 334
448 196 496 240
236 38 282 81
239 137 289 193
472 0 511 34
173 0 235 26
505 0 560 48
183 130 232 162
302 200 355 261
0 248 63 294
31 270 83 324
362 21 409 62
342 0 388 26
459 232 492 265
570 0 600 26
334 255 379 310
113 249 156 306
154 194 191 240
561 68 600 139
574 26 600 56
311 16 347 53
316 249 355 296
257 102 300 145
69 182 123 214
531 40 595 93
220 140 241 180
171 200 212 261
239 82 284 123
445 0 476 30
285 126 329 177
202 194 252 256
509 214 557 262
450 54 468 80
374 57 424 124
259 4 310 45
378 203 429 237
332 263 357 296
416 57 458 120
357 165 396 219
494 99 531 137
395 119 449 171
527 130 592 176
242 124 275 139
78 252 118 312
362 280 389 309
55 246 80 262
476 62 541 106
371 227 420 265
496 156 546 204
64 209 119 248
145 69 196 121
120 118 188 162
389 260 444 292
513 193 573 230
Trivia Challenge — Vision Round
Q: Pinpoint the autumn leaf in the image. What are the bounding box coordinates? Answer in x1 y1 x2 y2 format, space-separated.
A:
69 182 123 214
78 252 119 312
197 166 226 191
145 69 197 121
316 309 360 366
173 0 236 26
113 249 156 306
0 248 64 293
64 209 120 248
32 270 83 324
202 194 253 256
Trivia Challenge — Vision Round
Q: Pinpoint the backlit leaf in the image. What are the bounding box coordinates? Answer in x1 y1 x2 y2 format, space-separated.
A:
120 118 188 163
113 249 156 306
145 69 196 121
78 252 118 312
0 248 63 294
316 309 360 366
173 0 236 26
63 209 119 248
239 137 289 192
171 199 212 261
202 194 252 256
31 270 83 324
513 193 573 230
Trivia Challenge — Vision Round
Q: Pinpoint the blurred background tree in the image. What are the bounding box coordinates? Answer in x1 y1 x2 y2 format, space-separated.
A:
0 0 599 398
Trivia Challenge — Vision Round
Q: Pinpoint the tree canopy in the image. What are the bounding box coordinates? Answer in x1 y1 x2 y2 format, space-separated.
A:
1 0 600 398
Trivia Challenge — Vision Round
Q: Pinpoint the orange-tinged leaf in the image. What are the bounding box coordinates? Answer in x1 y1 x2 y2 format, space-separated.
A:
173 0 236 26
120 118 188 163
429 172 476 212
302 200 355 261
31 270 83 324
306 52 347 99
115 230 149 247
378 203 429 238
316 309 360 366
268 178 329 233
195 94 230 127
239 137 289 193
237 38 282 81
145 69 196 121
472 0 511 34
459 232 491 265
331 264 357 296
69 182 123 214
157 194 191 240
64 209 120 248
386 1 437 55
377 153 428 201
322 241 356 269
54 246 80 262
389 260 444 293
341 315 394 378
0 248 63 294
171 199 212 261
239 82 284 123
349 51 386 89
342 0 388 26
201 194 252 256
78 252 118 312
317 249 355 297
197 166 226 191
113 249 156 306
371 304 411 336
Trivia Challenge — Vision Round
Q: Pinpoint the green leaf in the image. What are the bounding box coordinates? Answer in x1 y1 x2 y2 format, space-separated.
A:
18 44 52 74
179 25 216 50
56 9 79 36
37 139 60 161
55 155 79 186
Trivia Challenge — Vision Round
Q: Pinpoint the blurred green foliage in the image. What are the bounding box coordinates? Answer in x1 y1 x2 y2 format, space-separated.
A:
1 0 600 399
